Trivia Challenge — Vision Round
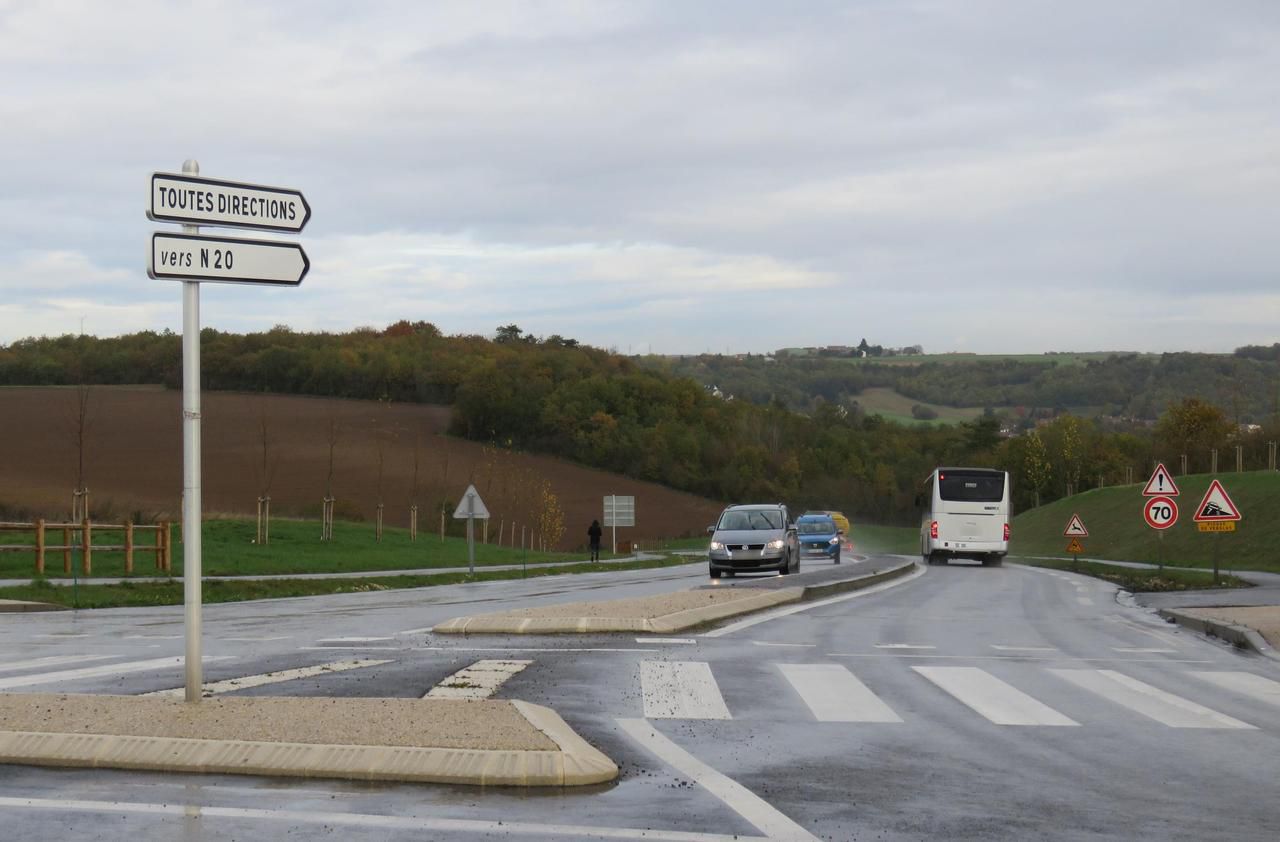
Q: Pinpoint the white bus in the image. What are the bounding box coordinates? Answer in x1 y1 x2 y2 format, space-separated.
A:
919 467 1010 566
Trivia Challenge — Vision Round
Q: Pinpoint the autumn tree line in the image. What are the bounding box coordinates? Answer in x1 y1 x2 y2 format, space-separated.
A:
2 323 1274 524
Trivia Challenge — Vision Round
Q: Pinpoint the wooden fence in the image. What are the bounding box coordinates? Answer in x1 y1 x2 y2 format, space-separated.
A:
0 519 172 576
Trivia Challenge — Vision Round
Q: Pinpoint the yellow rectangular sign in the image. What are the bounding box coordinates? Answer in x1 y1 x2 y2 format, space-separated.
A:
1197 521 1235 533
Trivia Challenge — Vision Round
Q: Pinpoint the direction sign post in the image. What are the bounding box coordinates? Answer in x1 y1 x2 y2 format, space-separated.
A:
603 495 636 555
148 160 309 703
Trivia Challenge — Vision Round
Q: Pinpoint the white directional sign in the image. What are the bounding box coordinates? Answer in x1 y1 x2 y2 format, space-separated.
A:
1142 463 1179 497
452 485 491 519
603 495 636 527
148 172 311 233
148 232 309 286
1063 513 1089 537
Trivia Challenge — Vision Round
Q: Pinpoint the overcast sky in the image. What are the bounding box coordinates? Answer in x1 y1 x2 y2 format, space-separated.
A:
2 1 1278 355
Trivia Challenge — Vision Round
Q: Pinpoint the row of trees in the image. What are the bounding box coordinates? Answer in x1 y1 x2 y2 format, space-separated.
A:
4 324 1272 527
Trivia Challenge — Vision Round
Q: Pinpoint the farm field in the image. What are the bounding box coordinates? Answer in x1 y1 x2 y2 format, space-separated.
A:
855 387 990 425
0 386 724 551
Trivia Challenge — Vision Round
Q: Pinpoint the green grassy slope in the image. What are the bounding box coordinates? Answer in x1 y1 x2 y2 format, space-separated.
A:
1012 472 1280 572
855 387 989 425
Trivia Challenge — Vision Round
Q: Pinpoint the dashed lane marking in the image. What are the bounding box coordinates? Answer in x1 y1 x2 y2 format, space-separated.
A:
875 643 936 650
1049 669 1255 729
990 645 1057 652
1112 647 1176 654
424 659 532 700
222 636 292 642
1076 597 1094 606
751 641 815 648
316 636 394 643
418 646 660 653
777 663 902 723
0 656 234 691
641 661 731 720
638 638 697 644
144 659 393 698
913 666 1079 726
0 654 118 674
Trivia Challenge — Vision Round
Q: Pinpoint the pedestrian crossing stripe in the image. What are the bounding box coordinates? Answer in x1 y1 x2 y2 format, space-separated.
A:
1192 479 1241 522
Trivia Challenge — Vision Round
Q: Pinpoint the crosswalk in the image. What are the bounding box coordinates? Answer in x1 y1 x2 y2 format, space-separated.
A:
636 659 1280 732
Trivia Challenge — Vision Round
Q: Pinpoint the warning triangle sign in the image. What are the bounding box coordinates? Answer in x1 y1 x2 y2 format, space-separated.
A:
1141 463 1179 497
452 484 491 519
1066 537 1085 554
1192 479 1241 522
1063 513 1089 537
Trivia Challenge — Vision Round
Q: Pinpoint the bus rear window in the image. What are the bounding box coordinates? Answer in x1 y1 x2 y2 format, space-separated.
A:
938 471 1005 503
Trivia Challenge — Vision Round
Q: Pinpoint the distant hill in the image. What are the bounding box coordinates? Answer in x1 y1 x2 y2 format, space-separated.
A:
1011 472 1280 573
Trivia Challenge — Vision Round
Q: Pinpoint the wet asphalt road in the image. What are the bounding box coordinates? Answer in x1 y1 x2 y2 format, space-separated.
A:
0 557 1277 840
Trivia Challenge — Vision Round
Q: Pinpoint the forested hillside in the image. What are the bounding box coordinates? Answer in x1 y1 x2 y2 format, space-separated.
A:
646 350 1280 422
3 324 1275 524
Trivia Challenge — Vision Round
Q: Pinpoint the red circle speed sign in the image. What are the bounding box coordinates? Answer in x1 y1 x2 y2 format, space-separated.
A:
1144 495 1179 530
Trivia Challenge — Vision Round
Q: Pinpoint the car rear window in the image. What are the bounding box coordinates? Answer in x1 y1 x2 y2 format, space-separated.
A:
938 470 1005 503
798 519 835 534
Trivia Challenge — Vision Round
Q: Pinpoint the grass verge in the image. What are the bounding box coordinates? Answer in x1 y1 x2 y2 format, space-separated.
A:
1020 557 1251 592
851 524 918 555
0 556 694 609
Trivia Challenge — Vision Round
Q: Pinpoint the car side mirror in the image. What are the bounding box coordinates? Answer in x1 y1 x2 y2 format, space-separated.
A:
706 525 716 534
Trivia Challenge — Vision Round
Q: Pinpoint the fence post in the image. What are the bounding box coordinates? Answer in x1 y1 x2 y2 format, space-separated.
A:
1236 445 1243 473
35 518 45 576
62 527 71 574
1211 448 1218 475
124 521 134 574
81 517 92 576
165 521 173 571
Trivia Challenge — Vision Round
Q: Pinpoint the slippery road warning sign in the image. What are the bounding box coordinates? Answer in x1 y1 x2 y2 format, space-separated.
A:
1143 496 1179 530
1063 514 1089 537
1142 463 1179 497
1066 537 1085 554
1193 480 1241 522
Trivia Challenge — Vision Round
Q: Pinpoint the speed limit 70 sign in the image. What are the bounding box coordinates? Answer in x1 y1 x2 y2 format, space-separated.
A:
1143 495 1179 530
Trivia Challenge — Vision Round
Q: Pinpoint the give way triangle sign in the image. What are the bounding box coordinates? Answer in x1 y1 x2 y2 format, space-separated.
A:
1063 513 1089 537
1142 463 1179 497
1192 480 1241 522
452 484 491 519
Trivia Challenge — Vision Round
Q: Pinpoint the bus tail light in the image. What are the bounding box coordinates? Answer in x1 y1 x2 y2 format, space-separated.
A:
1003 523 1010 541
930 521 938 540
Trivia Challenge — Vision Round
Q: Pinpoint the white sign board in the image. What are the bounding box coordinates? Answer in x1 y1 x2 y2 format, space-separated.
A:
149 172 311 233
603 495 635 527
148 232 309 286
453 484 491 519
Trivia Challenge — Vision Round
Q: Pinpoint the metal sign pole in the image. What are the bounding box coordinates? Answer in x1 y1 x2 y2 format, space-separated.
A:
466 491 475 575
610 494 617 555
180 158 203 703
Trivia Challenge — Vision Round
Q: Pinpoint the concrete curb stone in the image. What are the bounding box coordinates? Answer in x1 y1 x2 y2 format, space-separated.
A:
1157 608 1280 663
0 599 67 613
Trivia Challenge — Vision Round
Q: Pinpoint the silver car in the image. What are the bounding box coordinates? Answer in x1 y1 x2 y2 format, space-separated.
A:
707 503 799 579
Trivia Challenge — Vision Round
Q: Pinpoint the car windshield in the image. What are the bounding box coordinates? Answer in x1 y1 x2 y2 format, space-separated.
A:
718 509 783 530
798 520 835 534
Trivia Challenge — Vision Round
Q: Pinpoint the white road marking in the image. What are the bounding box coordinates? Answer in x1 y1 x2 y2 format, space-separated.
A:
1049 669 1255 729
641 661 731 719
1188 671 1280 709
123 635 182 640
777 663 902 723
0 656 233 691
144 659 392 698
617 718 819 841
419 646 660 653
1112 647 1176 654
639 638 697 644
0 654 118 674
222 636 292 642
751 641 815 648
424 659 532 699
298 646 399 651
875 643 935 650
990 645 1057 652
317 636 393 643
395 626 436 635
1076 597 1094 606
829 652 1213 663
702 563 926 637
1104 615 1182 647
33 633 89 638
0 796 767 841
913 666 1079 726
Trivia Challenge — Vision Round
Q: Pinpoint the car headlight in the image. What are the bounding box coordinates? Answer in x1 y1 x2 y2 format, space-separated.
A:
766 539 785 550
709 541 724 551
828 536 840 545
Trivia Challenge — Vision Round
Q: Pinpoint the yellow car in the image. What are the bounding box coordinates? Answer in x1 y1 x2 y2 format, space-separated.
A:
805 510 850 536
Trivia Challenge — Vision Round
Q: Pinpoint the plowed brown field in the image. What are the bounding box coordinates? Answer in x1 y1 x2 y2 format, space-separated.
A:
0 386 723 550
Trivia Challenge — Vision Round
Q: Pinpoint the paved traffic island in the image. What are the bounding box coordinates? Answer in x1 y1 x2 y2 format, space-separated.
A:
0 693 616 787
433 557 919 634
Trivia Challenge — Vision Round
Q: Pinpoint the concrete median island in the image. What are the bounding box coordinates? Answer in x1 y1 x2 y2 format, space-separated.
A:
0 693 617 787
433 559 919 634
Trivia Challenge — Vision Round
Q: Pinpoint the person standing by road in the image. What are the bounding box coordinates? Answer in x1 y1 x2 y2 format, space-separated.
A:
588 519 603 561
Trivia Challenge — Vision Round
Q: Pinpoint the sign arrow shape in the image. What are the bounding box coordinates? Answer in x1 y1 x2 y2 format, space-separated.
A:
148 232 308 286
148 172 310 233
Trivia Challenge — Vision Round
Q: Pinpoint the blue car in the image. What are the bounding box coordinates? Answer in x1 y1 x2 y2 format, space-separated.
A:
796 514 841 563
